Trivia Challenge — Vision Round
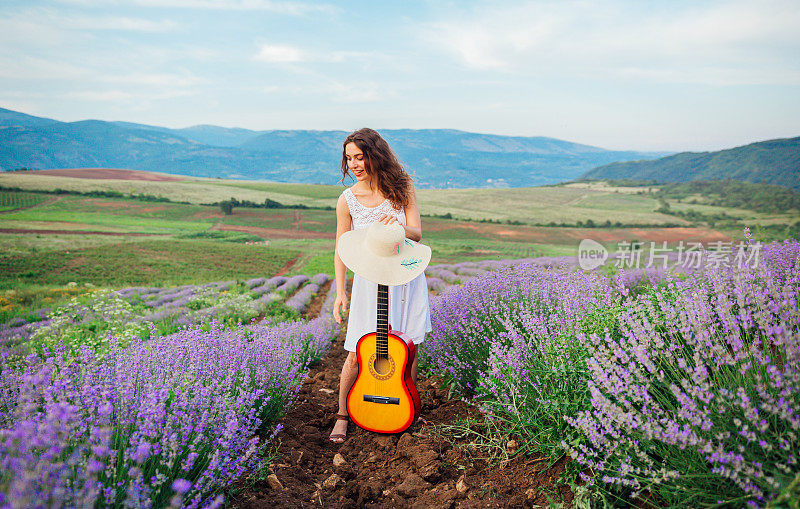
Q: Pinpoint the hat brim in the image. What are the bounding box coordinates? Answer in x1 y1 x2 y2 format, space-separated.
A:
337 229 431 286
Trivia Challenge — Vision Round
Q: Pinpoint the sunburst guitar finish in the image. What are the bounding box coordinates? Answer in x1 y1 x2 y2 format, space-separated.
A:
347 284 421 434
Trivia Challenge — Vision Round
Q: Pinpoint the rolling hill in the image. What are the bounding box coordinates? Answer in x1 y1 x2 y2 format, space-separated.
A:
581 137 800 189
0 107 665 188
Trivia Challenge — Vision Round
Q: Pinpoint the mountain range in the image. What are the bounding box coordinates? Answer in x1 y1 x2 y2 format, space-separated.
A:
581 136 800 190
2 107 796 189
0 107 666 188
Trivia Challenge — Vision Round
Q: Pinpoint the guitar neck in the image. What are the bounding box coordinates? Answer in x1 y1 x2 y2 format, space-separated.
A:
377 284 388 359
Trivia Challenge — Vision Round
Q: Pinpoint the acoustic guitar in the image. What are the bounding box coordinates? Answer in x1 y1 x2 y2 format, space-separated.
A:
346 283 421 433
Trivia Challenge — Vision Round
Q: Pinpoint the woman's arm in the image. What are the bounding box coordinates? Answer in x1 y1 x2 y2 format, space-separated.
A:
402 183 422 242
379 182 422 242
333 194 351 323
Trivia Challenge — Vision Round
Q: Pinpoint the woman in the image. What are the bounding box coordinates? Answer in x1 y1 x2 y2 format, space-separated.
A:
329 128 432 443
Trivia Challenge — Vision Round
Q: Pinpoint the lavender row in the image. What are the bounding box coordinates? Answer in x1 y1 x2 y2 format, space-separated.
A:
565 239 800 506
251 276 287 296
284 283 320 314
275 275 309 294
422 237 800 507
0 275 327 361
0 308 341 508
274 274 330 315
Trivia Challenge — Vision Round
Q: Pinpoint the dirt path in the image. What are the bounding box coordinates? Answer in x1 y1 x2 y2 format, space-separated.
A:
275 254 303 277
226 283 573 508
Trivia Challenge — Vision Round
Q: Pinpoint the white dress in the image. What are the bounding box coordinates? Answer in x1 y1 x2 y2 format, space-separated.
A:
341 187 432 352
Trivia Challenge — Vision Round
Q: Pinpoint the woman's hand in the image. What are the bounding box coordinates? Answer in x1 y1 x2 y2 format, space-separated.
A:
333 292 349 324
378 213 398 225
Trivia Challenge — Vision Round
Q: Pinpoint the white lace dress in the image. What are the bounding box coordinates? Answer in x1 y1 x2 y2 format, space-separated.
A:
341 187 432 352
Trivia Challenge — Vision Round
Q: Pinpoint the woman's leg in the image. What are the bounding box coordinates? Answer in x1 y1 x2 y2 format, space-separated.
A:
330 351 358 441
411 344 420 387
412 335 425 386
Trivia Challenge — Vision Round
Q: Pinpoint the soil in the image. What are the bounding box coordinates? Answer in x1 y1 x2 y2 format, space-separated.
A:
26 168 186 181
226 281 574 508
300 280 333 321
275 254 303 277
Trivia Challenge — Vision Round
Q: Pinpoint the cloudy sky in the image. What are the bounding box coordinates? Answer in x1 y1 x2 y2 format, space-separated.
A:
1 0 798 151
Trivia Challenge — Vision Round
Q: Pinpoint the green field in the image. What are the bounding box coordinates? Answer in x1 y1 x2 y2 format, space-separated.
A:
0 173 340 208
0 191 49 212
0 238 298 290
1 172 797 295
3 173 674 225
0 172 688 225
6 172 797 229
0 194 336 234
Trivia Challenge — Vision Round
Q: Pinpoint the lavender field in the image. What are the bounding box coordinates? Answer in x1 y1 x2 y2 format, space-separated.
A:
0 263 484 508
421 236 800 507
0 273 341 508
1 238 797 507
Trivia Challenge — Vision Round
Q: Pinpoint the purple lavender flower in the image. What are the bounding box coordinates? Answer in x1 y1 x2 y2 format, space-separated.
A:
284 283 320 314
171 478 191 494
1 314 340 508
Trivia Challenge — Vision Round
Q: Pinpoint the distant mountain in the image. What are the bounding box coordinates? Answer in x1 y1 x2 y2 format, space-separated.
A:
581 137 800 190
112 121 264 147
0 106 668 188
0 107 59 128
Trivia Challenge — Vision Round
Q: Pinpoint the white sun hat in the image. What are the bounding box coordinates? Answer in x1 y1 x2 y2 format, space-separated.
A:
337 221 431 286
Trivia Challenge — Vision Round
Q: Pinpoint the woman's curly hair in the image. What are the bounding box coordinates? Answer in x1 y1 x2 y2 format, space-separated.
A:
340 128 413 210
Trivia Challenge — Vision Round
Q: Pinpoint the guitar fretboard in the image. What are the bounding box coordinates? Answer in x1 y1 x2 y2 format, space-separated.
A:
377 284 389 359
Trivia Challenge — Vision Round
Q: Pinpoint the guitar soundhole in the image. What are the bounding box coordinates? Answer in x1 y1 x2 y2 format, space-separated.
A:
374 356 391 375
368 353 395 380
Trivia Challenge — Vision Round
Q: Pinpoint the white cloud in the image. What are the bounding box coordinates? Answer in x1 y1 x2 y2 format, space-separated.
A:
254 44 307 63
252 44 386 67
424 0 800 85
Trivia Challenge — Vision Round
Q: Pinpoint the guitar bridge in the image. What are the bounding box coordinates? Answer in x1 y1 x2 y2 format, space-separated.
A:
363 395 400 405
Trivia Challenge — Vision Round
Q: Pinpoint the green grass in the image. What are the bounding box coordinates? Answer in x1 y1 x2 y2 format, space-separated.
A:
0 233 162 257
0 239 300 290
0 173 340 208
416 186 684 225
0 194 337 234
0 191 48 212
175 230 265 243
429 239 575 263
289 251 335 277
0 284 97 324
3 209 211 234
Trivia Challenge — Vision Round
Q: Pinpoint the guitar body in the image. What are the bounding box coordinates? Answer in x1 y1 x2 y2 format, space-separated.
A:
346 285 421 434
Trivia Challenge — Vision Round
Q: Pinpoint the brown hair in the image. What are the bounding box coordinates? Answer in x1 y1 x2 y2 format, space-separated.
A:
340 128 412 210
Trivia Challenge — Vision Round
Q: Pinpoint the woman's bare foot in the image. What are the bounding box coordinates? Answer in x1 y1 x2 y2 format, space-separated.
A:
329 414 348 443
